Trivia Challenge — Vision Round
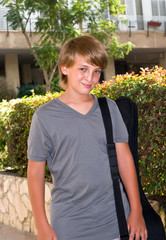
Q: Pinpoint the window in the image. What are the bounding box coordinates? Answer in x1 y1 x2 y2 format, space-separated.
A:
135 0 143 15
151 0 166 16
126 0 135 15
152 0 159 16
159 0 166 16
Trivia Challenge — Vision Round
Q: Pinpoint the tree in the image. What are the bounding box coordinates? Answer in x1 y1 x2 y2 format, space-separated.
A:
1 0 134 92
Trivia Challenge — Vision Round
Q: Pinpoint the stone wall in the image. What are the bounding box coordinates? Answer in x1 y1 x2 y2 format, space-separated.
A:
0 173 52 235
0 173 165 235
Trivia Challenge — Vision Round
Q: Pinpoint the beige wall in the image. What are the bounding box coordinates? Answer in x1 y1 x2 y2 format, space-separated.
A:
21 64 32 85
0 31 166 50
5 54 20 96
105 57 115 81
159 52 166 68
31 68 44 85
117 31 166 49
0 32 40 49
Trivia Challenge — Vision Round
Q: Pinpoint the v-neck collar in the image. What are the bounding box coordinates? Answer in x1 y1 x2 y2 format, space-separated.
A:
55 95 98 118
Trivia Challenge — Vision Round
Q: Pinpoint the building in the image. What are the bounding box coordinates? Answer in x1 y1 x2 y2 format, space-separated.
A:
0 0 166 96
0 7 43 97
115 0 166 74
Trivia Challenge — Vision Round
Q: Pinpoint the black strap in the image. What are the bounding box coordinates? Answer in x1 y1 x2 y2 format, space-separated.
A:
98 97 129 240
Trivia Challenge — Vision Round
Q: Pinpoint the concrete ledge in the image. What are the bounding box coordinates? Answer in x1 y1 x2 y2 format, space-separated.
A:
0 222 37 240
0 173 52 235
0 173 165 234
0 31 40 49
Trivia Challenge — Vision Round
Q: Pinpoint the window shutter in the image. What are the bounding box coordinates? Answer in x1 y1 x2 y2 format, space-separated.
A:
159 0 166 16
152 0 159 16
126 0 135 15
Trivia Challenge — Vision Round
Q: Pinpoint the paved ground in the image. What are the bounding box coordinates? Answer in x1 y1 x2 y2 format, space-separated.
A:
0 223 37 240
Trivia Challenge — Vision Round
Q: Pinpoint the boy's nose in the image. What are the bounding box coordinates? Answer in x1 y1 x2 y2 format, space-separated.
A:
86 71 93 81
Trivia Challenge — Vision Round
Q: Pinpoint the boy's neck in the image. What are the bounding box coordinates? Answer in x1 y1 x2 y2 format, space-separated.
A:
58 91 95 115
59 91 93 104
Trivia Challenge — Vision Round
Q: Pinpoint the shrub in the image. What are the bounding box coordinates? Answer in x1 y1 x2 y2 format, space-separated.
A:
0 66 165 195
34 84 47 95
50 75 62 92
0 76 17 101
0 92 60 175
17 84 37 98
17 82 61 99
92 66 166 195
17 84 48 98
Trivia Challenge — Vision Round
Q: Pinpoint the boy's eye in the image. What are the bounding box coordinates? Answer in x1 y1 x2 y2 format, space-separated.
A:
80 68 86 72
95 70 101 74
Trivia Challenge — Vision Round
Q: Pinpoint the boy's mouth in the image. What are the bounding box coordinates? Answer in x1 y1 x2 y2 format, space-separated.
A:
82 83 91 88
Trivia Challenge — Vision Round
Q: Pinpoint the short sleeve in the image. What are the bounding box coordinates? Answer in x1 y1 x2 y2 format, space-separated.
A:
27 110 52 162
107 98 128 143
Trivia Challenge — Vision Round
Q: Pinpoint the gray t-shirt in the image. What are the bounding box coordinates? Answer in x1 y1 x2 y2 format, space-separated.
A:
28 95 130 240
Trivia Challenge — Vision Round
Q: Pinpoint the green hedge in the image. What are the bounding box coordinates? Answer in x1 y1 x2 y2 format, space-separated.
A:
17 84 47 98
0 92 60 175
92 66 166 195
0 66 165 195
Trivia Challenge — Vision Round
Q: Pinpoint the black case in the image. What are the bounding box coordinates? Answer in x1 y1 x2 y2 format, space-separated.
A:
115 96 166 240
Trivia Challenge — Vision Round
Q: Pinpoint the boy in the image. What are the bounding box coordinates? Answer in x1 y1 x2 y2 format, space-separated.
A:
27 35 147 240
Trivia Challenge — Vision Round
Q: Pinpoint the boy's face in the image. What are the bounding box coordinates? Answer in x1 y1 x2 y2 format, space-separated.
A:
61 54 101 95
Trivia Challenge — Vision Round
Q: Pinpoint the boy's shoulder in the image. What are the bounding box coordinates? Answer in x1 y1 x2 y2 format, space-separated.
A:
103 97 120 114
96 96 115 104
105 97 116 105
97 96 117 110
105 97 117 110
35 98 58 116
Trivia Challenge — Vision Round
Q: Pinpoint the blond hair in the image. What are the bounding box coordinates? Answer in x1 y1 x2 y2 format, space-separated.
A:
58 35 108 90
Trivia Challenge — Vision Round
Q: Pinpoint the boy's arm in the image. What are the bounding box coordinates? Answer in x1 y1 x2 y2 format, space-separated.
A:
115 142 148 240
27 160 58 240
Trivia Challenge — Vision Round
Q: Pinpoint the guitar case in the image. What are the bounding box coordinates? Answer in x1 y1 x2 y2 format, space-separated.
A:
115 96 165 240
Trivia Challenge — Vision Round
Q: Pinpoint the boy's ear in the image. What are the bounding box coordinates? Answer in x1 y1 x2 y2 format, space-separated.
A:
61 66 68 75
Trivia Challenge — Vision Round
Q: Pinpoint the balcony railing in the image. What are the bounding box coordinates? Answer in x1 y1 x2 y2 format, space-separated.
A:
116 18 166 37
0 13 166 37
0 8 37 36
